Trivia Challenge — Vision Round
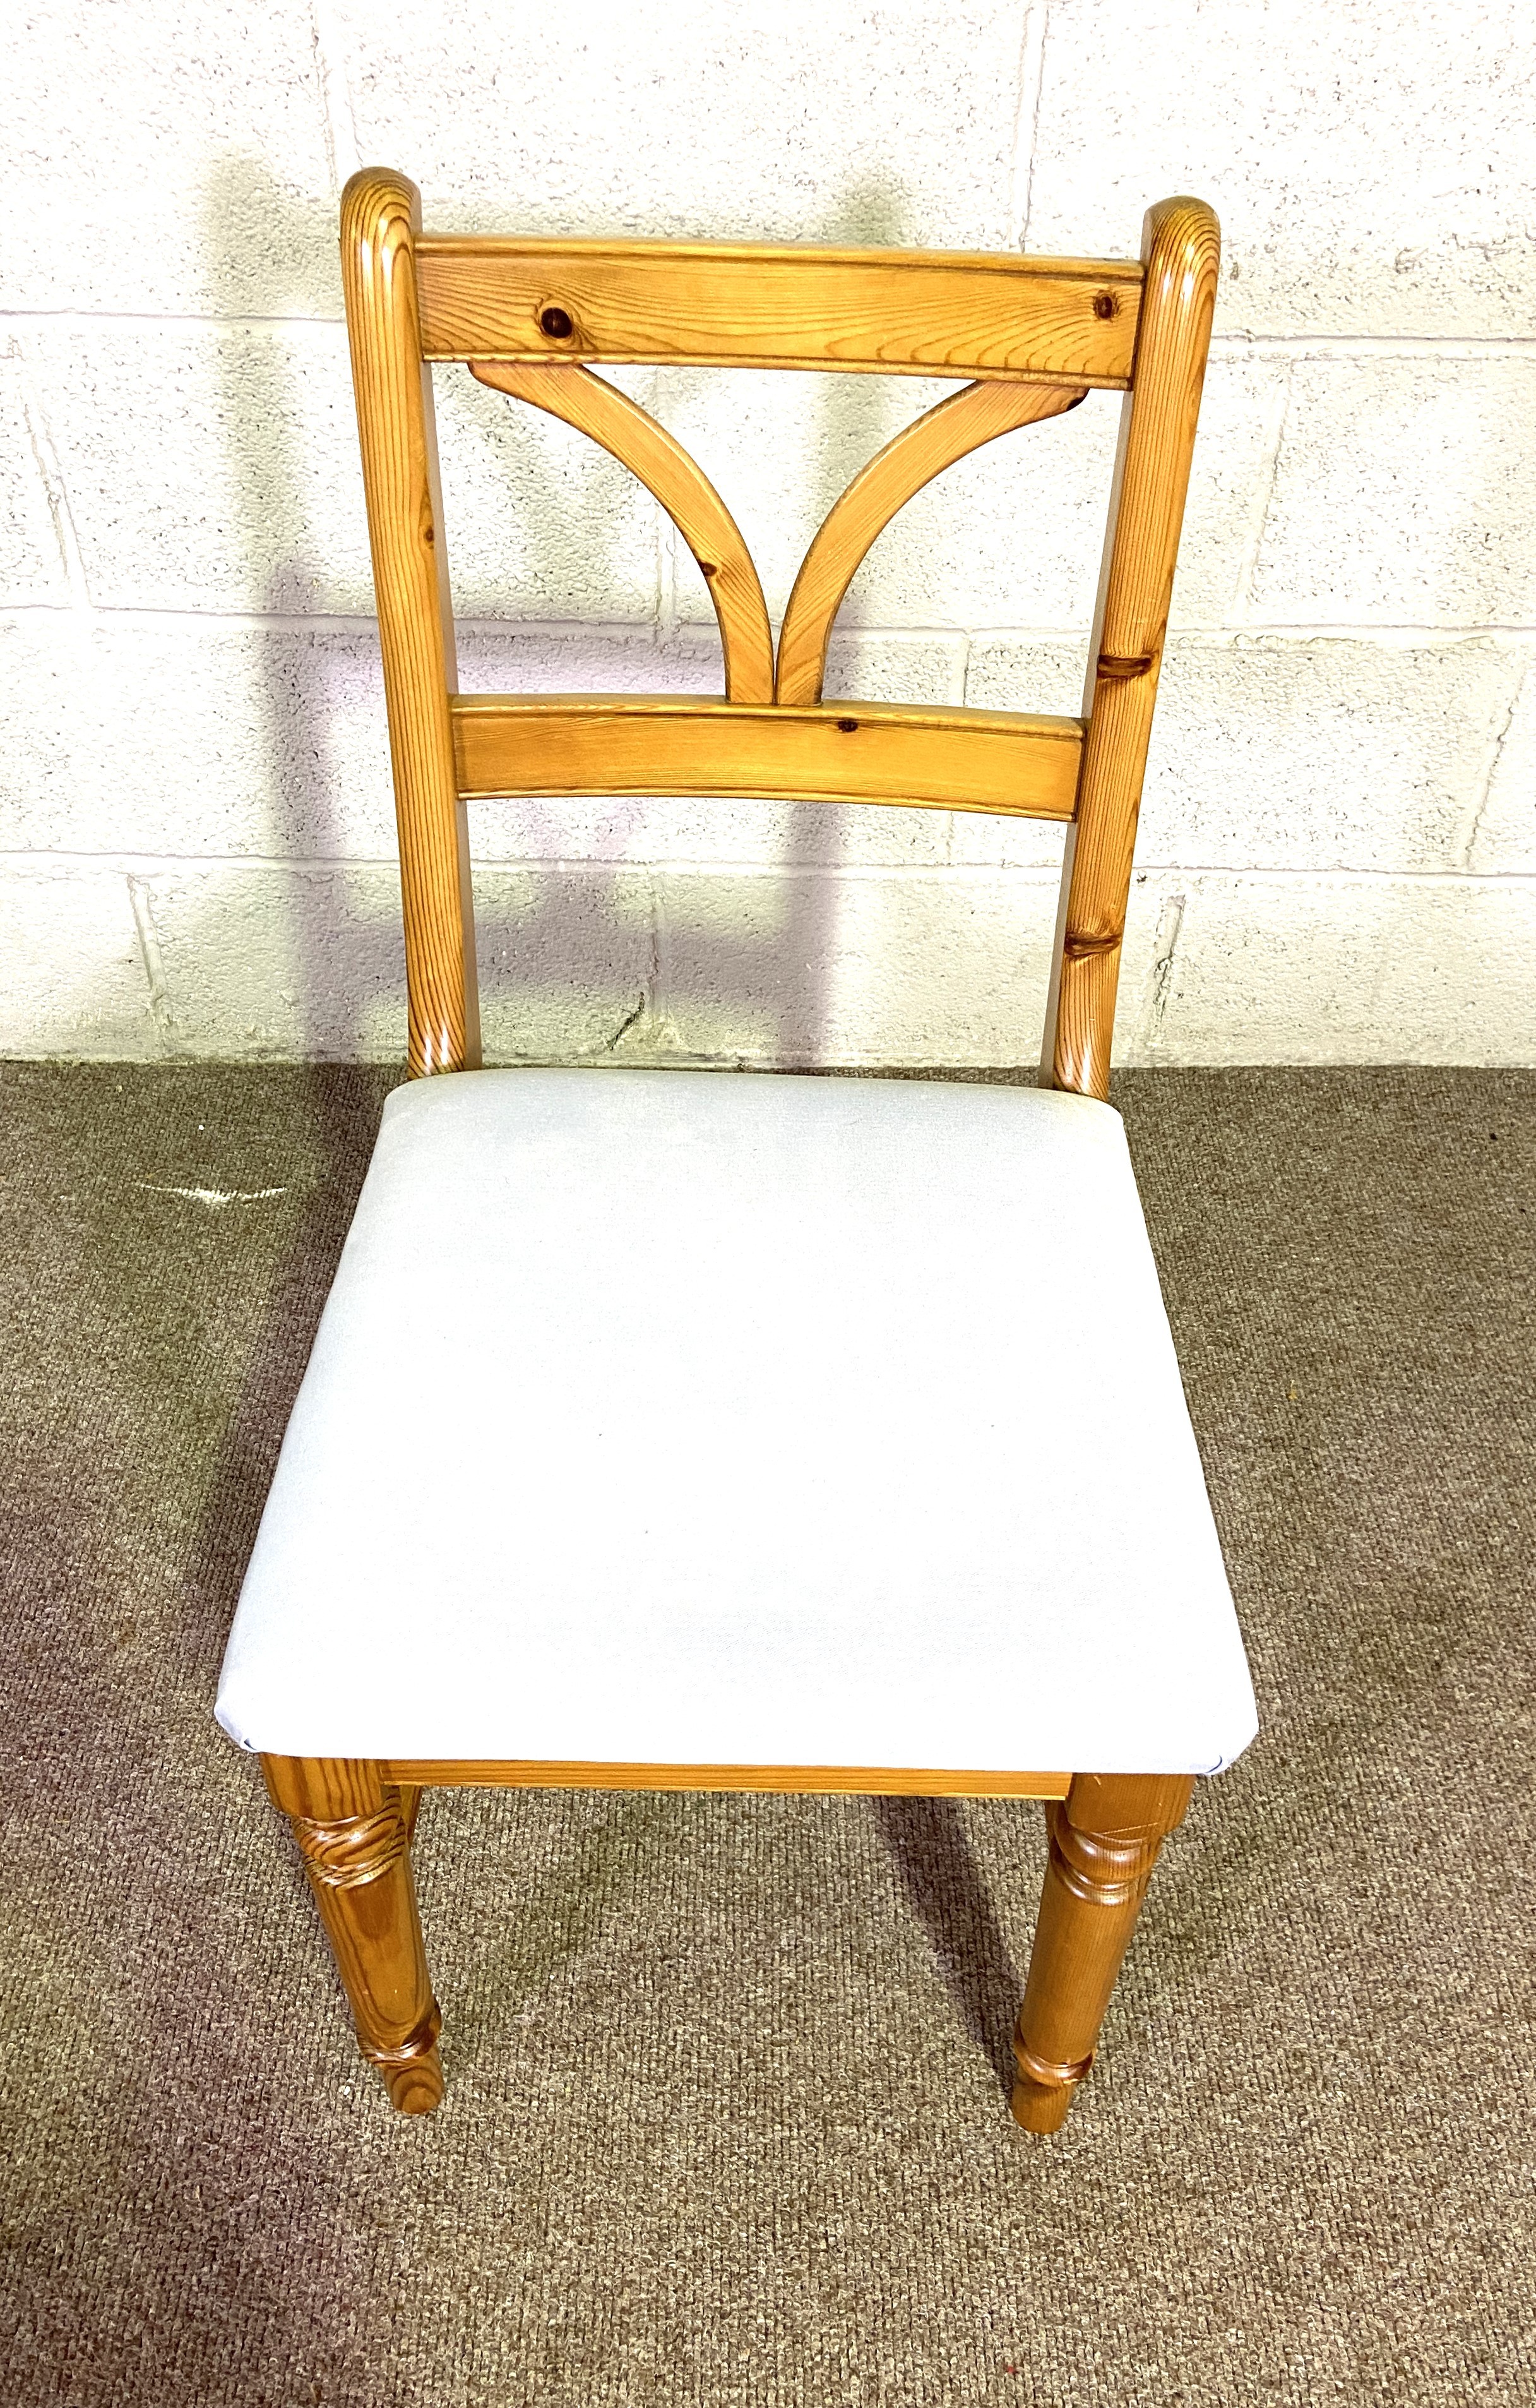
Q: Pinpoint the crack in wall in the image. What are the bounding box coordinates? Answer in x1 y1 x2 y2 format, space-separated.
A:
1457 656 1525 872
601 872 666 1055
126 875 176 1052
604 991 648 1051
9 341 92 611
1008 3 1051 251
309 1 360 191
1230 365 1294 625
1141 889 1187 1054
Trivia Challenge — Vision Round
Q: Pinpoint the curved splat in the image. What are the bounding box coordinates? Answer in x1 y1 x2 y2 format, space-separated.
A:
470 359 775 704
775 378 1088 707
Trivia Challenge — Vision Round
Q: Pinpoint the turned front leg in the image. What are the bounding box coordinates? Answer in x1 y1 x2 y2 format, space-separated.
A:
261 1755 443 2115
1011 1772 1193 2133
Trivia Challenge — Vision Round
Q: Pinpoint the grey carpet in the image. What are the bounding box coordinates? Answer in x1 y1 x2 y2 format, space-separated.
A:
1 1063 1532 2407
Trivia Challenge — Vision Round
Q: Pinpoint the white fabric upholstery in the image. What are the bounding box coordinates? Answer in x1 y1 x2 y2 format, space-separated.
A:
216 1069 1257 1775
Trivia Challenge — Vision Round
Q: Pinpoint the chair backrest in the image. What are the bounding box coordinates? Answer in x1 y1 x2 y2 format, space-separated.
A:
340 171 1218 1097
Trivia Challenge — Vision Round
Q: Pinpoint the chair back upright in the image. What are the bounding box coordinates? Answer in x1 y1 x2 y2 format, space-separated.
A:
339 171 1219 1097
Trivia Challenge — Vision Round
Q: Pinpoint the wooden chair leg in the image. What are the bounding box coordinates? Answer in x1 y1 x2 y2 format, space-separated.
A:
1011 1771 1194 2133
261 1754 443 2114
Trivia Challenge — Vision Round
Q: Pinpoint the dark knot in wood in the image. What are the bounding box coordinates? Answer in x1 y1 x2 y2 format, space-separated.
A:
836 717 859 733
1097 652 1155 679
294 1806 408 1890
1063 931 1119 961
538 304 575 340
1092 291 1117 320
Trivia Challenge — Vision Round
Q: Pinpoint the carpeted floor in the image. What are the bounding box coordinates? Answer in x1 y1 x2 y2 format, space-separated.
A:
1 1062 1532 2407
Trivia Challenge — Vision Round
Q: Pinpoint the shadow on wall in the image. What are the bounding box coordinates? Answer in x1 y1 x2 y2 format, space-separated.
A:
193 157 1063 1076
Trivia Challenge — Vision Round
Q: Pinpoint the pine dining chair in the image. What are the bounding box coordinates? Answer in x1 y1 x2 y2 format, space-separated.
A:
215 170 1257 2132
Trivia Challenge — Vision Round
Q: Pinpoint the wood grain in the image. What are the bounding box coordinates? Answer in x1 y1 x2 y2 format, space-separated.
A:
384 1761 1072 1797
1044 198 1220 1099
417 236 1143 385
262 1752 385 1821
1011 1772 1193 2131
278 1764 444 2115
777 378 1087 706
452 693 1083 820
470 360 775 704
340 169 479 1079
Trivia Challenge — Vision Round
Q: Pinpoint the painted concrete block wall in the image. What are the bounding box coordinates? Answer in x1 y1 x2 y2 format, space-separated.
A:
2 0 1532 1067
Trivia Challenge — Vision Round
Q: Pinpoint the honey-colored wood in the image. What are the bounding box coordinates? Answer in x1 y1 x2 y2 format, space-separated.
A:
391 1782 424 1846
262 1752 385 1821
469 361 775 704
341 169 479 1079
383 1761 1073 1798
268 1754 444 2114
452 693 1083 821
418 236 1143 385
1043 198 1220 1099
776 378 1088 706
1010 1772 1193 2132
313 180 1230 2127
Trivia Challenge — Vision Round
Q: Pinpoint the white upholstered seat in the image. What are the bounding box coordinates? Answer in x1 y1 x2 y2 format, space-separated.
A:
217 1067 1256 1777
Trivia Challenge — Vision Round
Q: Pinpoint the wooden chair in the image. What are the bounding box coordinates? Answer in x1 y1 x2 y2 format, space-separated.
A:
215 171 1256 2132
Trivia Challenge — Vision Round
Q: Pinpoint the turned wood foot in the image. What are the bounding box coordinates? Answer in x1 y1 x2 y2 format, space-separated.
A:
261 1756 444 2115
1011 1772 1193 2133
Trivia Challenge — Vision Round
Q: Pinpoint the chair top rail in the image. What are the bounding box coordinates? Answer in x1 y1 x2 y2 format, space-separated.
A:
415 234 1143 385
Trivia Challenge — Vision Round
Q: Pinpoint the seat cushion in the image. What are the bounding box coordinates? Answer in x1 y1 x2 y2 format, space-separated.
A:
216 1069 1256 1775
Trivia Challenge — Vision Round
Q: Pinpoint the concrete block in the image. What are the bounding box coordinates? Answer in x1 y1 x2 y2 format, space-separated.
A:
648 368 1118 633
1249 356 1536 628
338 0 1025 249
28 332 664 631
1139 638 1525 873
32 322 372 613
1027 0 1536 337
475 867 662 1063
653 867 1065 1068
961 635 1525 875
0 617 963 876
1470 649 1536 873
0 359 71 605
865 354 1285 637
0 619 85 848
1136 871 1536 1065
137 862 408 1059
134 860 661 1064
456 623 719 700
3 1 337 316
0 618 397 859
641 350 1276 640
1169 354 1292 627
32 321 665 618
432 365 660 621
964 638 1088 721
822 630 967 711
0 863 155 1057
